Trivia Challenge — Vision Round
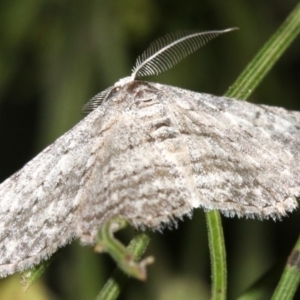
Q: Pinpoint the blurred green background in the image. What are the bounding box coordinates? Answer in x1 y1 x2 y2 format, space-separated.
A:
0 0 299 299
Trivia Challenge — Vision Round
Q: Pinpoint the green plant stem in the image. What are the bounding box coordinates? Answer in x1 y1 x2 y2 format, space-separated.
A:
206 3 300 300
271 236 300 300
21 258 53 291
226 1 300 100
206 211 227 300
95 233 151 300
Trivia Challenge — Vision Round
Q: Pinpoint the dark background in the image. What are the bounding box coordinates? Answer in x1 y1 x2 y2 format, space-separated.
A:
0 1 299 299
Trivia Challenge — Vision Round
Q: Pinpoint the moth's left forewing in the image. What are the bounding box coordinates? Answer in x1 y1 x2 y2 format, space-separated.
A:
0 107 109 277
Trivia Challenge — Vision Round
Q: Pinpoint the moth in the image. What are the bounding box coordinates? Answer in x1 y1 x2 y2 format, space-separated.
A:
0 28 299 278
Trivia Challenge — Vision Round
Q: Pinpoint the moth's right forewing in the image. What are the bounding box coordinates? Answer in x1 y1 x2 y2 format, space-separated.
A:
165 84 300 219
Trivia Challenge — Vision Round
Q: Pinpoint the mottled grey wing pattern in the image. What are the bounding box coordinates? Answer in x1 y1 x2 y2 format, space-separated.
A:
150 82 300 218
2 27 298 279
78 80 300 245
0 106 112 277
78 81 198 243
0 80 299 277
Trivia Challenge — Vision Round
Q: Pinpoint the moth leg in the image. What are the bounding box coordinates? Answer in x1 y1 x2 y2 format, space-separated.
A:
94 217 154 280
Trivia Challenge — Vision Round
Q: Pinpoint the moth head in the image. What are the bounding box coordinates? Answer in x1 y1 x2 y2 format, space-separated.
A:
114 75 136 88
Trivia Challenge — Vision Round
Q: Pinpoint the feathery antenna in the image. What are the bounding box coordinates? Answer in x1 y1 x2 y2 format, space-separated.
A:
131 28 238 79
83 28 238 113
82 86 114 113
